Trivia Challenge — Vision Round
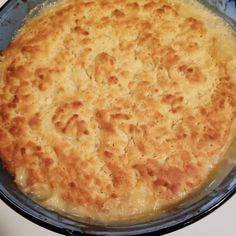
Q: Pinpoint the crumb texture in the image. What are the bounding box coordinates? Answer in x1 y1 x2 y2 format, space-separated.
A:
0 0 236 222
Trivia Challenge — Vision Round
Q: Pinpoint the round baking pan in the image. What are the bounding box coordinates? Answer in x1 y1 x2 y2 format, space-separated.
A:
0 161 235 235
0 0 236 235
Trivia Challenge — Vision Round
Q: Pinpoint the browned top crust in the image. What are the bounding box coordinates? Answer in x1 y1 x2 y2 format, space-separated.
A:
1 0 236 222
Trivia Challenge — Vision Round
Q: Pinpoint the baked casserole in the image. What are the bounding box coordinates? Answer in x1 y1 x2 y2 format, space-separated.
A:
0 0 236 223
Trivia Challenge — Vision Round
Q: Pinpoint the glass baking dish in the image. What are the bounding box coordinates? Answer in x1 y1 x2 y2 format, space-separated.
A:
0 0 236 235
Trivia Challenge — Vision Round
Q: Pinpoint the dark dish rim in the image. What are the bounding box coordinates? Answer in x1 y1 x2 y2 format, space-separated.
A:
0 0 236 235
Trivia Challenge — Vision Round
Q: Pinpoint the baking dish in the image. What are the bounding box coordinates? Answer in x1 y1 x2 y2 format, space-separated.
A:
0 0 236 235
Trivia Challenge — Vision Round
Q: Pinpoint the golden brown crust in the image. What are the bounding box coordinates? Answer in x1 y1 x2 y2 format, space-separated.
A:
1 0 236 222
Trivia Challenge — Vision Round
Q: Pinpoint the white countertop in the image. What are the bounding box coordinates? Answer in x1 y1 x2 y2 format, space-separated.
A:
0 0 235 235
